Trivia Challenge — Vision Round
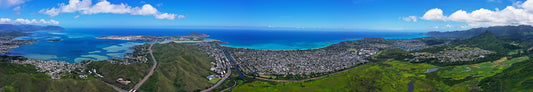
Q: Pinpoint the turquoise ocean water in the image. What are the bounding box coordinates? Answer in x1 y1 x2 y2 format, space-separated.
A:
9 28 427 63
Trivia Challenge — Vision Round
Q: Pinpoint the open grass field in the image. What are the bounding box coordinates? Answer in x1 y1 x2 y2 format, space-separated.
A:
209 78 221 84
431 56 530 91
440 57 528 80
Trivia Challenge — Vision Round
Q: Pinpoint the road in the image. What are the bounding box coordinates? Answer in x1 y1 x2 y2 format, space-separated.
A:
105 82 128 92
201 67 231 92
130 43 158 92
212 43 245 78
201 44 235 92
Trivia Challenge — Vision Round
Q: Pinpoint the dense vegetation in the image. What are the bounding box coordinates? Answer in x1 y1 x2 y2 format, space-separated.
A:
452 31 518 53
426 25 533 39
426 25 533 47
479 58 533 91
0 60 115 92
140 42 214 92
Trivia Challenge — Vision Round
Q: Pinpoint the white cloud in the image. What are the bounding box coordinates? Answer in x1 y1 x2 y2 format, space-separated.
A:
401 16 418 22
0 0 26 7
419 0 533 27
155 13 176 20
433 26 439 29
6 0 25 5
446 24 452 28
12 6 21 11
5 0 24 6
512 0 523 7
0 18 59 25
73 15 80 19
421 8 447 21
40 0 183 20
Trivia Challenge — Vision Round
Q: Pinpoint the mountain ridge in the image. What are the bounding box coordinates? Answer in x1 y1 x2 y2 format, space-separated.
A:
0 24 64 32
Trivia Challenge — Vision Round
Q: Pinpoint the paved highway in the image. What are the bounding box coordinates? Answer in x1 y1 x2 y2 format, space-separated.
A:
130 43 158 92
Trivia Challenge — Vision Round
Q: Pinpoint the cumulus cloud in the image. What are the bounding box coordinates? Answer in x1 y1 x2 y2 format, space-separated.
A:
39 0 183 20
419 0 533 27
0 18 59 25
421 8 447 21
400 16 418 22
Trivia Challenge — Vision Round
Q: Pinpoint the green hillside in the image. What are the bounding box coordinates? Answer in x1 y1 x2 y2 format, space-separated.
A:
479 59 533 92
140 42 214 92
453 31 516 53
0 61 115 92
88 61 152 89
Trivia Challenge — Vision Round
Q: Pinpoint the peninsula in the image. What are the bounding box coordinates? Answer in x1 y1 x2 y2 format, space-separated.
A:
97 32 209 41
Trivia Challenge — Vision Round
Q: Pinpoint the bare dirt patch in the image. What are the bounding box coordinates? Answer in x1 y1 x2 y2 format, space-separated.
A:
493 57 508 66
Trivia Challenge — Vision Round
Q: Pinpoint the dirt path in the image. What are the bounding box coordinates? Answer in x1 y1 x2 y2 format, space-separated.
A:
130 43 158 92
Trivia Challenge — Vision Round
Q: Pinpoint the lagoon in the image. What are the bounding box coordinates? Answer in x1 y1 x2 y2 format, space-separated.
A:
9 28 426 63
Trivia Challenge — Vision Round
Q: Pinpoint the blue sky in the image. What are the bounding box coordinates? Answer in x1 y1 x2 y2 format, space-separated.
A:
0 0 528 31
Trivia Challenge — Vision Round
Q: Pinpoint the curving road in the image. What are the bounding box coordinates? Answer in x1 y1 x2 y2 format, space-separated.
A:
130 43 158 92
201 44 237 92
105 82 128 92
201 67 231 92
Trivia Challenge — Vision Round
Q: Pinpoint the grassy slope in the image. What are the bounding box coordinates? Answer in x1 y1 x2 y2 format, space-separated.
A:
436 56 529 91
232 56 530 92
453 31 512 53
0 62 115 92
140 43 213 92
479 58 533 92
88 61 152 89
233 61 445 92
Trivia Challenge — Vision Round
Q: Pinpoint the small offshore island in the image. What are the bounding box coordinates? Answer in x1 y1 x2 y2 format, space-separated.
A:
0 24 64 54
47 39 62 41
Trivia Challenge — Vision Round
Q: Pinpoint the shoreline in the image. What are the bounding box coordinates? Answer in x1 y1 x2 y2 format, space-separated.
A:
9 29 428 63
219 35 430 51
8 36 429 64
